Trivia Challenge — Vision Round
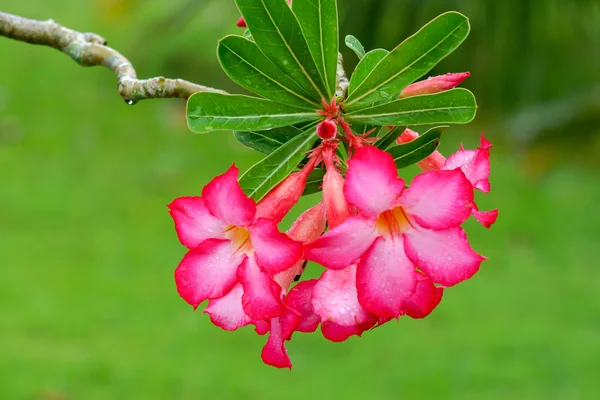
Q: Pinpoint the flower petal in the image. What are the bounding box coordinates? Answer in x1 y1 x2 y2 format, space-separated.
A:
261 317 292 369
356 236 417 318
404 227 485 287
344 146 405 217
203 283 251 331
401 272 444 319
284 280 320 333
202 165 256 227
238 256 283 320
400 169 474 230
443 134 492 193
250 218 302 275
168 197 226 248
174 239 244 308
312 264 373 327
323 168 352 229
321 318 377 343
304 216 378 270
472 206 499 229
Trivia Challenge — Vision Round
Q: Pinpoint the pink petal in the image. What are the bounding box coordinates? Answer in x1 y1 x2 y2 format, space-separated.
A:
238 256 284 320
404 227 485 287
321 318 377 343
254 320 270 335
472 206 498 229
323 167 352 229
202 165 256 227
401 273 444 319
255 166 313 223
344 146 405 217
203 283 251 331
400 72 471 98
356 236 417 318
168 197 226 249
443 135 492 193
280 306 303 341
249 218 302 275
174 239 245 308
304 216 378 270
284 280 320 333
400 169 474 230
312 264 373 327
261 317 292 369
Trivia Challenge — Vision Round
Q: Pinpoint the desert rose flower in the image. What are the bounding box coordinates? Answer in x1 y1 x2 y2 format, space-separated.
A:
400 72 471 98
305 146 484 321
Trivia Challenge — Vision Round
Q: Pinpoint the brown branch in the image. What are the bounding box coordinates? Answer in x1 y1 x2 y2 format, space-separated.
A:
0 11 226 104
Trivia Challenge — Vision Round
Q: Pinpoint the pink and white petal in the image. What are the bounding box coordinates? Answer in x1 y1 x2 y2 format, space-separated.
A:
311 264 373 327
250 218 302 275
238 256 284 321
202 165 256 227
404 227 485 287
344 146 405 217
321 317 377 343
472 206 498 229
304 216 378 270
401 273 444 319
400 169 474 230
443 135 492 193
168 197 226 248
323 168 352 229
175 239 245 308
356 236 417 319
203 283 251 331
284 280 320 333
261 317 292 369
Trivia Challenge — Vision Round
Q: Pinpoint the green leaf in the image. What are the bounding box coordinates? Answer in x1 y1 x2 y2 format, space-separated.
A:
375 126 405 150
348 49 388 97
345 12 470 109
344 88 477 126
293 0 339 98
234 122 318 154
235 0 328 100
218 35 321 109
388 126 447 169
239 127 319 201
345 35 366 60
187 93 320 134
303 167 325 196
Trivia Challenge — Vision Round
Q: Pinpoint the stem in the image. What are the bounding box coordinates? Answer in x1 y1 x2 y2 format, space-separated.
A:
0 11 226 104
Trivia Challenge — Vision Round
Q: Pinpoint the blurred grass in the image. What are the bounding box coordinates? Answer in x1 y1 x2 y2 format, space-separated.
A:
1 0 599 399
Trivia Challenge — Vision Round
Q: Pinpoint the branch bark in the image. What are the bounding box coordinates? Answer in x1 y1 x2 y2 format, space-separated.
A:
0 11 226 104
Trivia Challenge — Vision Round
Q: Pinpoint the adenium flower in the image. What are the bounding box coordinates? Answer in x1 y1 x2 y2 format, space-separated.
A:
168 165 302 323
305 146 484 322
399 129 499 228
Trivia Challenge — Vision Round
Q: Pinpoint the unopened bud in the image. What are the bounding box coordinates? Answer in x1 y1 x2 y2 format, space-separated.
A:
400 72 470 98
323 167 351 229
255 158 318 223
397 129 446 171
236 17 247 28
317 120 338 140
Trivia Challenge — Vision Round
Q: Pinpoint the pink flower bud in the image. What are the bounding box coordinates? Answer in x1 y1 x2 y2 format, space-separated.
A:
323 167 351 229
236 17 247 28
397 129 446 171
317 120 338 140
400 72 470 98
255 158 318 223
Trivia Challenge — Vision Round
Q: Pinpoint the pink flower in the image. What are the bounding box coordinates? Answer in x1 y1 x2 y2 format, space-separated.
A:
398 130 499 228
168 165 302 322
400 72 470 98
305 146 484 321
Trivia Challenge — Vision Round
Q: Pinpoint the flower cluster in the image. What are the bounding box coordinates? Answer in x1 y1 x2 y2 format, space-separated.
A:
168 73 497 369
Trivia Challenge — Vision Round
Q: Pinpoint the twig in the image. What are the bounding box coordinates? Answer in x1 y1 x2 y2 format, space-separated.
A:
336 52 349 98
0 11 226 104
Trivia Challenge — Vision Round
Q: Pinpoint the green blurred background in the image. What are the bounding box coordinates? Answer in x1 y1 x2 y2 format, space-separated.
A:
1 0 599 398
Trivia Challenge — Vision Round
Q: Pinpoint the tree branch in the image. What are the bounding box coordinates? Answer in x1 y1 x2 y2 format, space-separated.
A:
0 11 226 104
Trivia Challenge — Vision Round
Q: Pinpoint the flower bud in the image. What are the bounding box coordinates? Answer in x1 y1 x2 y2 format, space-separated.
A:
400 72 470 98
397 129 446 171
236 17 247 28
323 167 351 229
317 119 338 140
